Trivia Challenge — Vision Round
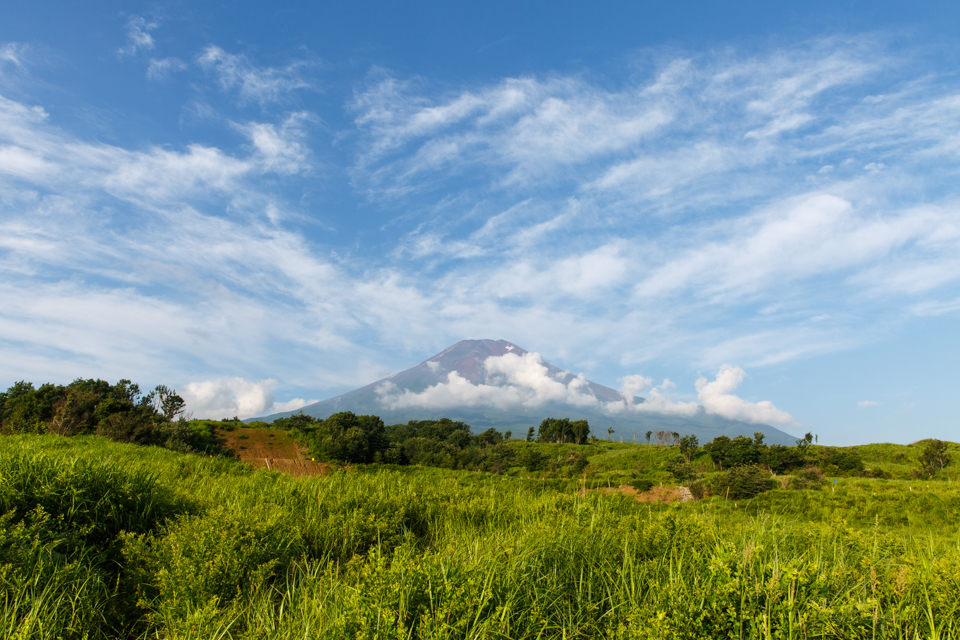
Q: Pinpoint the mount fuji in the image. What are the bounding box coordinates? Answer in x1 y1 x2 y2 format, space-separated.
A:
259 339 797 445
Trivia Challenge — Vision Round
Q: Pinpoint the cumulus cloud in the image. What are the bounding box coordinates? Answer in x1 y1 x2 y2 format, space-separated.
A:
179 377 315 419
858 400 880 408
377 351 602 410
378 354 793 426
695 365 796 426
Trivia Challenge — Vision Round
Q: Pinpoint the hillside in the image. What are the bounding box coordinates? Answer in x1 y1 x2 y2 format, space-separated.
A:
2 433 960 639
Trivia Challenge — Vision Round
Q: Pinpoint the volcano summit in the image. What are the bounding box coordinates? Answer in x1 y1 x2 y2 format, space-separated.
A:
260 339 797 444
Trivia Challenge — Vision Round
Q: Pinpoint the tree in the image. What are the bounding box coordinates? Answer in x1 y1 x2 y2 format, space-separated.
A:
504 430 512 441
645 430 652 444
309 412 390 463
918 439 951 478
537 418 590 444
710 465 776 500
796 432 813 452
525 426 535 442
679 434 699 463
152 385 186 421
477 428 504 446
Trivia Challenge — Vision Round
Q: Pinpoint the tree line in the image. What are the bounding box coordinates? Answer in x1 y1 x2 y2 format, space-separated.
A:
0 379 215 452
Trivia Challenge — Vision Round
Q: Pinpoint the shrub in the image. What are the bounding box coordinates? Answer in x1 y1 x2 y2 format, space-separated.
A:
519 446 549 472
917 439 951 478
817 447 864 474
665 456 699 483
709 465 776 500
688 479 707 500
788 465 826 490
629 478 654 493
124 505 304 629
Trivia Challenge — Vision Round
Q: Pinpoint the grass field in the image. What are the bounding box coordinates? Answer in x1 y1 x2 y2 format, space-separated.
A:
2 434 960 639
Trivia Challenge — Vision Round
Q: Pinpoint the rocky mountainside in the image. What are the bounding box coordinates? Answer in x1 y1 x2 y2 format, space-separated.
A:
259 339 797 445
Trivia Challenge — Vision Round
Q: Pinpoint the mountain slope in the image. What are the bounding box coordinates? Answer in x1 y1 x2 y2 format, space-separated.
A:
259 339 797 445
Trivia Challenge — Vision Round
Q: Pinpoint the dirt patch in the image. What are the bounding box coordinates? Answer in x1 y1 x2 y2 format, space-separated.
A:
218 427 305 460
218 427 332 477
247 457 333 477
593 484 693 504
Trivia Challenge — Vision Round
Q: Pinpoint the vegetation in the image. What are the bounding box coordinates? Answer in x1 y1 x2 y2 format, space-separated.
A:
4 378 960 637
2 434 960 639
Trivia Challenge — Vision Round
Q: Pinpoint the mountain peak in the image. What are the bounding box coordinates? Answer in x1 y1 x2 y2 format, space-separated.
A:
259 339 797 445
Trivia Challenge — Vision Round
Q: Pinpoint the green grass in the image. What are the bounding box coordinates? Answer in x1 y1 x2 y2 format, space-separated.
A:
2 434 960 639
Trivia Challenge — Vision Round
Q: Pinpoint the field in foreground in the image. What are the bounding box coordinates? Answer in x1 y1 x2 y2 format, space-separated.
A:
2 435 960 639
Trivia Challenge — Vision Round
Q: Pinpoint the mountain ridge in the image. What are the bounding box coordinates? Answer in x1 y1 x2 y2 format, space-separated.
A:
258 339 798 445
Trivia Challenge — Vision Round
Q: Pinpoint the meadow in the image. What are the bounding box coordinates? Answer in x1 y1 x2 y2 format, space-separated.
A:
2 433 960 639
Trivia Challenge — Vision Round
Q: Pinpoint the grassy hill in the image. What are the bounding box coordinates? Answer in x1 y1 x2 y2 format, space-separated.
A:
2 433 960 638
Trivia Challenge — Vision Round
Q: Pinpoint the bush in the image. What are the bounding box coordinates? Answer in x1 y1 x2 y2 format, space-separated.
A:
124 505 304 630
665 456 699 483
817 447 864 474
709 465 776 500
788 466 826 490
629 478 654 493
688 479 707 500
519 446 549 472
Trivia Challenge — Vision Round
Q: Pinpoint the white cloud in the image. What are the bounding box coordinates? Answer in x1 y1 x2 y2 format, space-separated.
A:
858 400 880 408
179 377 315 419
0 43 24 68
146 57 187 80
377 351 602 410
236 112 312 174
695 365 796 426
118 17 156 56
377 354 792 426
197 46 313 106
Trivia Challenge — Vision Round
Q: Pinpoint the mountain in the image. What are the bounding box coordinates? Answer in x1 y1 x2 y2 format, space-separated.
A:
258 339 797 445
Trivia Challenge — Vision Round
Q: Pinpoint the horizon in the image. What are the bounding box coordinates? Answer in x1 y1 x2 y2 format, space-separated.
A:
2 2 960 446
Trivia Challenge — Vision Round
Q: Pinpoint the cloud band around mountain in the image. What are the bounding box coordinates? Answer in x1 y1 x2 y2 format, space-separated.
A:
375 352 795 426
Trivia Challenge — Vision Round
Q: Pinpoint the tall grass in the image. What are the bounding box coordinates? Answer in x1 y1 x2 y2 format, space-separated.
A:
2 434 960 638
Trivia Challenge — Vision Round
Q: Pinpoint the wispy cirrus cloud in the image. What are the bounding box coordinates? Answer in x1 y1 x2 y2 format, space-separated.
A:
118 17 157 56
2 34 960 430
198 46 316 106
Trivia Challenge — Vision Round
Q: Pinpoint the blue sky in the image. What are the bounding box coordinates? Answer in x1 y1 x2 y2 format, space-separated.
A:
2 1 959 444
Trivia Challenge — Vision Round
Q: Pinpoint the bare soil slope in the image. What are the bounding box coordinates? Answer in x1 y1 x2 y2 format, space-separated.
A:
217 427 331 477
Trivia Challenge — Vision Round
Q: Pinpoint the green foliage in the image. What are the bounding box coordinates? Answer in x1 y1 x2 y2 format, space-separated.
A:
4 435 960 638
664 456 699 483
709 465 777 500
817 446 864 474
688 479 706 500
918 438 952 478
0 378 198 453
123 505 304 631
302 412 390 463
764 443 805 474
703 435 764 469
536 417 590 444
788 465 826 490
678 434 698 462
518 445 550 472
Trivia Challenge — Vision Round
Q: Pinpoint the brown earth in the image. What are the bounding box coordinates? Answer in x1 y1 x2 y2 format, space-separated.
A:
592 484 693 504
217 427 332 477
